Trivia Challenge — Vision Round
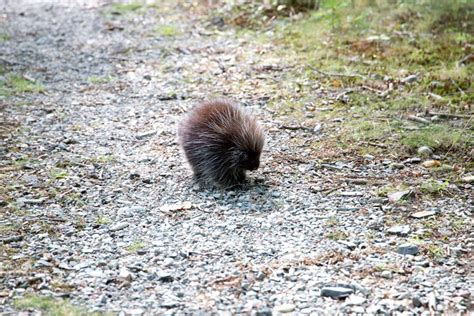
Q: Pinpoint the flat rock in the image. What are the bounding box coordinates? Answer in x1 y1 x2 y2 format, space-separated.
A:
273 303 296 313
411 210 436 219
110 222 129 231
321 286 354 298
388 190 412 202
397 243 419 255
387 225 410 236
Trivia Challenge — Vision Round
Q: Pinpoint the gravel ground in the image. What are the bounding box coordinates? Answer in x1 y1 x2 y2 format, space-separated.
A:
0 1 473 314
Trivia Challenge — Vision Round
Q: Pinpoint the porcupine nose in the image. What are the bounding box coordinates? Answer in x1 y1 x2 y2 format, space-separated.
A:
248 161 259 171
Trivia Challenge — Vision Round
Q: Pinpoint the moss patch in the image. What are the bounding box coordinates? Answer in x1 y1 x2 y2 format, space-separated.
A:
0 73 45 96
13 295 87 315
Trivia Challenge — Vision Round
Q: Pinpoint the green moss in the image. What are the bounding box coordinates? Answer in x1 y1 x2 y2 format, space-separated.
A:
127 240 145 252
108 3 142 15
0 33 11 42
326 230 348 241
0 73 44 96
50 168 68 180
420 179 449 195
401 124 471 152
96 216 111 225
424 244 445 259
156 25 180 37
13 295 86 315
87 75 114 84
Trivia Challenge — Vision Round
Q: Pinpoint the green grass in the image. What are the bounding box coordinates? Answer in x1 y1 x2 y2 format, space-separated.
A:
232 0 473 162
0 73 45 96
127 240 145 252
96 216 111 225
108 3 142 15
156 25 180 37
87 75 114 84
50 168 68 180
401 124 471 153
0 33 10 42
424 244 445 259
326 230 348 241
420 179 449 195
13 295 86 316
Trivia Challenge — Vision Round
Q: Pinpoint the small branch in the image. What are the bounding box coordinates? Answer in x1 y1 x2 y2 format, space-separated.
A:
367 141 387 148
0 57 28 67
407 115 430 124
426 111 473 119
309 66 366 80
279 125 314 132
450 78 465 95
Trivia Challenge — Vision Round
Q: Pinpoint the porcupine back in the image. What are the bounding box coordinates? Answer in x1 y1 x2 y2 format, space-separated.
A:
178 99 264 188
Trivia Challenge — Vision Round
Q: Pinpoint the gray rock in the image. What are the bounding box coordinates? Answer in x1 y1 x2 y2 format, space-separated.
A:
321 286 354 298
119 268 133 282
160 301 180 308
401 74 418 83
397 244 419 255
387 225 410 236
158 271 174 283
136 130 158 139
417 146 433 156
273 303 296 313
380 271 393 279
110 222 129 231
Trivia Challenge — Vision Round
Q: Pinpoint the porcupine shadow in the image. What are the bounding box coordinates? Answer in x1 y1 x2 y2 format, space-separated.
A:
178 99 265 190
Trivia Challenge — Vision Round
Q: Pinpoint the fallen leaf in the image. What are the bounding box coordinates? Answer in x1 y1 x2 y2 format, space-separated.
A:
422 160 441 168
411 210 437 219
388 190 412 202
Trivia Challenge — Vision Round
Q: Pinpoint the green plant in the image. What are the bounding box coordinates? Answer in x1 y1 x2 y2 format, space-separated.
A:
156 25 180 37
127 240 145 252
50 168 68 180
420 179 449 195
0 73 44 96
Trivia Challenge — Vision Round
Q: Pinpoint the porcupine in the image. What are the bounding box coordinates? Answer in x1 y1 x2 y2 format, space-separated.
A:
178 99 264 188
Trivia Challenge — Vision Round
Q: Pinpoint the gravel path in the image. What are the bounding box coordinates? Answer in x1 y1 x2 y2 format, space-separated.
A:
1 1 473 314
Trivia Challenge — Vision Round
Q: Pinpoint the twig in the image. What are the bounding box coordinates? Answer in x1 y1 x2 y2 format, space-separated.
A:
407 115 430 124
367 142 387 148
0 57 28 67
450 78 465 95
427 111 473 119
309 66 366 80
279 125 314 132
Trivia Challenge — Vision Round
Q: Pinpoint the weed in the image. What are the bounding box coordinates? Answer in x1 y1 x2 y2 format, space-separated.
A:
96 216 111 225
87 75 114 84
50 168 68 180
325 216 338 226
0 33 10 42
424 244 444 259
0 73 44 96
420 179 449 195
156 25 180 37
326 230 348 241
127 240 145 252
401 125 469 153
